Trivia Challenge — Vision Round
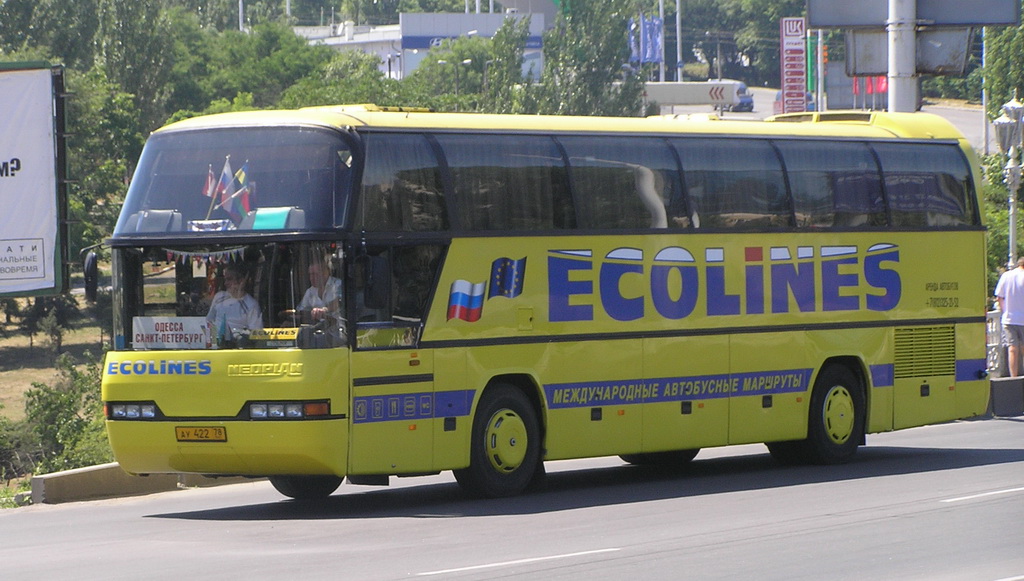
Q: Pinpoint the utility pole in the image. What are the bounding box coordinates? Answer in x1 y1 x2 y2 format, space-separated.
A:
887 0 916 112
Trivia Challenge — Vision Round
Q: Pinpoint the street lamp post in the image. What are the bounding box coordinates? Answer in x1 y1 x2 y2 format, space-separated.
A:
438 59 473 111
994 92 1024 268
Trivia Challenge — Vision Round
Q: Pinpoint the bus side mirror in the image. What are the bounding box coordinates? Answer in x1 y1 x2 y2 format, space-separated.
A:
362 255 391 310
84 251 98 303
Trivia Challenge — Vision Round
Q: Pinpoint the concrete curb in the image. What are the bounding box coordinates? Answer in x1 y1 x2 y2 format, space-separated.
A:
30 463 260 504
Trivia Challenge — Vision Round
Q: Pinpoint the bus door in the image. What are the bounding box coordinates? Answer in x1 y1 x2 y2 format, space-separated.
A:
347 245 445 476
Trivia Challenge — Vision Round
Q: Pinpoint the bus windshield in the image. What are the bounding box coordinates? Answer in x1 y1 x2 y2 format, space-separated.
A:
113 126 353 235
111 241 351 350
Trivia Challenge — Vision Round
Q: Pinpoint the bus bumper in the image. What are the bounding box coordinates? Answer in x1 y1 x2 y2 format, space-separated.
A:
107 418 349 477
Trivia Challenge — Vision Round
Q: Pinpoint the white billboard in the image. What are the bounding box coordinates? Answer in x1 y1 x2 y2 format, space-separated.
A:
0 65 64 296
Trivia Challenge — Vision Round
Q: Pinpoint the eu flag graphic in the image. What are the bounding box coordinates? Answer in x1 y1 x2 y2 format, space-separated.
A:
488 257 526 299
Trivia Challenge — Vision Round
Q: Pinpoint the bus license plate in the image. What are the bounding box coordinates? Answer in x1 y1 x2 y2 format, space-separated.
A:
175 426 227 442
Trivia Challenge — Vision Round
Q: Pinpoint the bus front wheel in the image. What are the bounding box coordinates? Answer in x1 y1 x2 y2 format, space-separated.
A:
269 475 342 500
454 384 542 498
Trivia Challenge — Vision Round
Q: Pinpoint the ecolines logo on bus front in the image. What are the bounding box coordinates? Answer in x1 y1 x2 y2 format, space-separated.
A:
547 243 901 322
106 359 212 376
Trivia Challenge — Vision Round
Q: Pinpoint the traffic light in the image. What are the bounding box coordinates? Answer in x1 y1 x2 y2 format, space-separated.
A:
823 44 829 64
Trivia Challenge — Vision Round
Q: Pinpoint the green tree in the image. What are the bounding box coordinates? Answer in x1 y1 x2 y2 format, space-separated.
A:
405 36 495 111
65 66 144 254
535 0 643 116
483 16 538 114
96 0 175 131
0 0 98 69
165 91 259 125
278 51 402 108
163 7 222 118
984 23 1024 117
720 0 804 86
202 22 335 109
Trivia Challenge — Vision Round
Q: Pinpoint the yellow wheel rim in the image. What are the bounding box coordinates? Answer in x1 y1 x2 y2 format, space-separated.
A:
823 385 855 445
484 409 528 473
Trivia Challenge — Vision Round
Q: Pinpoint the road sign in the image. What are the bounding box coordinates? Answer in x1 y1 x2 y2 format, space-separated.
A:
808 0 1019 28
641 81 741 107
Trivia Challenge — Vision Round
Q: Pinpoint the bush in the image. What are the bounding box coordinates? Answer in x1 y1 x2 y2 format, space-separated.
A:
0 413 41 483
24 352 112 474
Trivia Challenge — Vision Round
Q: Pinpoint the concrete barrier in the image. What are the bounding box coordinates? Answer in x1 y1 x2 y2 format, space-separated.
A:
991 377 1024 417
29 463 263 504
31 463 178 504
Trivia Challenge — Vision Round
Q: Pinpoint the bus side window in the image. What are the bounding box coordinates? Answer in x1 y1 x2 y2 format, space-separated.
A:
871 142 976 228
559 136 679 230
774 140 884 229
673 138 790 230
434 134 573 231
358 133 448 232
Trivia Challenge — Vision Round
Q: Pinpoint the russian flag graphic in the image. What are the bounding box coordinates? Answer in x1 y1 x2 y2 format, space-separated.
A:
447 280 486 322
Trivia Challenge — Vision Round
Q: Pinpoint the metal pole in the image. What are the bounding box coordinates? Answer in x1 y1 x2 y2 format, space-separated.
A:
1010 147 1020 267
887 0 917 112
995 96 1024 267
983 28 990 155
816 29 825 111
675 0 683 81
659 0 666 82
716 35 722 80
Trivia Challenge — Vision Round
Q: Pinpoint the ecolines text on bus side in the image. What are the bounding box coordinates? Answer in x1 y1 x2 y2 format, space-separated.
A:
547 243 901 322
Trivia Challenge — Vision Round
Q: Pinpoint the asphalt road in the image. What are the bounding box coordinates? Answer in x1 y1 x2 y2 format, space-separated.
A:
1 417 1021 580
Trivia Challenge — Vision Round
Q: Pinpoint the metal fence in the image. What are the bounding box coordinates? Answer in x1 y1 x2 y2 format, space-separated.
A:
988 310 1008 378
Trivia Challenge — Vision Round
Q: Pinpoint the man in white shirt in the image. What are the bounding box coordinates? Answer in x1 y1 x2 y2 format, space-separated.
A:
995 257 1024 376
297 258 342 324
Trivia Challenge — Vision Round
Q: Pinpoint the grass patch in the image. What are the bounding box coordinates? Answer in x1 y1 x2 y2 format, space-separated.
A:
0 478 31 509
0 302 107 421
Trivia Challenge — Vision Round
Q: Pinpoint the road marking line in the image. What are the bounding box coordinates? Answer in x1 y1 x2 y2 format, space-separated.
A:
940 486 1024 503
417 548 621 576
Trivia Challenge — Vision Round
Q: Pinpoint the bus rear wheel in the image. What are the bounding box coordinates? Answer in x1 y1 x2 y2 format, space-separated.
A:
454 384 542 498
620 449 700 466
767 365 864 465
269 475 342 500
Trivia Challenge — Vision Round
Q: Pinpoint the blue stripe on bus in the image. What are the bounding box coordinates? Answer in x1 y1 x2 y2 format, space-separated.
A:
352 389 475 424
955 359 988 382
870 364 894 388
544 368 813 409
871 360 987 387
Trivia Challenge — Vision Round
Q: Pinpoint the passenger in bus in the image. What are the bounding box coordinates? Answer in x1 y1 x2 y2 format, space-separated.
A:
206 262 263 341
296 257 343 324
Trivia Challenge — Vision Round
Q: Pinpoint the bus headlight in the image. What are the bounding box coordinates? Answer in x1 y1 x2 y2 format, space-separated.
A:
106 402 161 420
247 401 330 420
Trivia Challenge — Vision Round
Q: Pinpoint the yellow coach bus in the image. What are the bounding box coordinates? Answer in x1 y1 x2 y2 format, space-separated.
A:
99 105 989 500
